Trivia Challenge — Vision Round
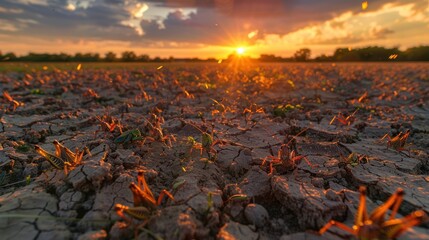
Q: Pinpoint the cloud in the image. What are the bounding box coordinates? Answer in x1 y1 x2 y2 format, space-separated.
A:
369 25 394 39
132 0 404 45
0 20 19 31
1 0 397 45
0 0 427 57
0 6 23 13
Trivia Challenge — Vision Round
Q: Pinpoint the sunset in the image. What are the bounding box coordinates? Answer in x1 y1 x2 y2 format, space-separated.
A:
0 1 429 240
0 0 428 58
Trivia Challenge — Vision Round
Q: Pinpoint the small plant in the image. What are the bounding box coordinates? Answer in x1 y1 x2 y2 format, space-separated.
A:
30 89 44 95
319 186 428 239
242 103 264 123
273 104 303 117
211 98 232 117
0 160 14 186
345 152 368 167
15 143 31 153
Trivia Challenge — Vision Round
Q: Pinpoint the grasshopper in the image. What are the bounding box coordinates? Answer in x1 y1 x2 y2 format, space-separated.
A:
186 122 223 161
330 109 358 126
114 171 175 236
381 130 410 152
3 91 23 111
320 186 428 239
114 129 144 144
35 141 88 175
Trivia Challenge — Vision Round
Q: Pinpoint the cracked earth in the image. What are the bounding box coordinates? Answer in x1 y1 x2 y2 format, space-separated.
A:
0 62 428 239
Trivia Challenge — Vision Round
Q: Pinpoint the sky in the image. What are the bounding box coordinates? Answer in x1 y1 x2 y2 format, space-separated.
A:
0 0 428 58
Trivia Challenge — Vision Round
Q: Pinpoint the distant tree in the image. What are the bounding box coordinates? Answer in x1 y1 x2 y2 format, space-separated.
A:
333 48 360 61
259 54 284 62
137 54 150 62
333 47 400 61
2 52 17 61
153 56 162 62
314 54 332 62
121 51 137 62
293 48 311 61
403 46 429 61
73 53 100 62
105 52 116 62
58 53 72 61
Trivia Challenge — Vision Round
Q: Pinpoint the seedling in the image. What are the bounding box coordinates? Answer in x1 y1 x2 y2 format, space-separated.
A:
320 186 428 239
136 82 153 102
381 130 410 152
242 103 264 123
211 98 231 117
0 159 14 186
346 152 368 167
15 143 31 153
273 104 303 117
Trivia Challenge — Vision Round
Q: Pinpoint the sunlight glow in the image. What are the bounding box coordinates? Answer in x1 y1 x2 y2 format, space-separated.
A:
248 30 258 39
362 1 368 10
236 47 245 55
66 3 76 11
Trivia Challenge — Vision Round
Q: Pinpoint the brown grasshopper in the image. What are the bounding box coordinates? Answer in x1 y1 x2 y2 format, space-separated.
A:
35 141 87 175
94 116 123 137
380 130 410 152
330 109 358 126
3 91 23 111
320 186 428 239
261 128 313 174
114 171 175 236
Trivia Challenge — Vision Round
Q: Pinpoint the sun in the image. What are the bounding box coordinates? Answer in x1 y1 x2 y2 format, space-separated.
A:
236 47 245 55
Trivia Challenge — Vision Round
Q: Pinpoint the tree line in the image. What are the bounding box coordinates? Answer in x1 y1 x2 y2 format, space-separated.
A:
259 46 429 62
1 46 428 62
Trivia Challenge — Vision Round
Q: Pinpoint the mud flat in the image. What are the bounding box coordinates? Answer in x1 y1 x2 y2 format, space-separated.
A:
0 62 428 239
